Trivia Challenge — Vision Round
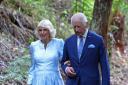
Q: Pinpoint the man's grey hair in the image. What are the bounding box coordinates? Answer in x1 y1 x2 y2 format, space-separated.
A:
35 19 56 39
71 13 88 26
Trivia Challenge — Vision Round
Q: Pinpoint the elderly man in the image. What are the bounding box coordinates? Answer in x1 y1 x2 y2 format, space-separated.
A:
61 13 110 85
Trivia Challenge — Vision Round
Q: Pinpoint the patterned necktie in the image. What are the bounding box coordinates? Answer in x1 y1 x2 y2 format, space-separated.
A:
78 37 84 59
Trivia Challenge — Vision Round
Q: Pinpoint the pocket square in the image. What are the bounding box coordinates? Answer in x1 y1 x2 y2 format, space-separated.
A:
88 44 95 48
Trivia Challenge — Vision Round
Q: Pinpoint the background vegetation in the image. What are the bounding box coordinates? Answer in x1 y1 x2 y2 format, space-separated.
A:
0 0 128 85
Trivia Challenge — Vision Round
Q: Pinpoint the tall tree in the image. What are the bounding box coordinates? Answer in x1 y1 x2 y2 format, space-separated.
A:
90 0 113 47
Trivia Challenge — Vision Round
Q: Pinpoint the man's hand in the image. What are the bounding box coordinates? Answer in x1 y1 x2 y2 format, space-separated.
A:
65 66 76 77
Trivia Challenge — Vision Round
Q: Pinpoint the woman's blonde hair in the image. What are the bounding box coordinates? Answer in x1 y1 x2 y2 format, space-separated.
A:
35 19 56 39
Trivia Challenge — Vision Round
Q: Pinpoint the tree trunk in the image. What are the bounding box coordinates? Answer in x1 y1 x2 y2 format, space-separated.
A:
90 0 113 47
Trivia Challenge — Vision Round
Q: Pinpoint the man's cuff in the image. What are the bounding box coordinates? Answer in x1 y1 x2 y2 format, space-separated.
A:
65 67 68 73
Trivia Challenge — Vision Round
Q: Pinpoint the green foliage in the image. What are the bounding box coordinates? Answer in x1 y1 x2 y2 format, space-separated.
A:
28 36 35 44
112 0 128 13
21 0 73 39
72 0 94 21
0 55 31 84
107 0 128 56
4 0 74 39
112 0 128 32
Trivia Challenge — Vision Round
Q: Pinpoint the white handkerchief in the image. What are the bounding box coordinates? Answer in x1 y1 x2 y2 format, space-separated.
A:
88 44 95 48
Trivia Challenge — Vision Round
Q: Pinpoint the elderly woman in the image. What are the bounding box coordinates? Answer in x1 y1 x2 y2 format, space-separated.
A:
27 19 64 85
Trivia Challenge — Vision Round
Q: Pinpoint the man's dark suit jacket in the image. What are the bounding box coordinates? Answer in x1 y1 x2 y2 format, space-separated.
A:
61 31 110 85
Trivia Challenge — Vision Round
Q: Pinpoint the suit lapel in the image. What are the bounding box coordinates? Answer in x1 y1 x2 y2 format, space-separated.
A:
72 35 79 62
80 31 92 61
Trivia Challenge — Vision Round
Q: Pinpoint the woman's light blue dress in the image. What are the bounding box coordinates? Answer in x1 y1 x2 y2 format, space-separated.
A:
27 38 64 85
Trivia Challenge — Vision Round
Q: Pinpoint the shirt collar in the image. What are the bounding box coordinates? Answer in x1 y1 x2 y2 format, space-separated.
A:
82 28 88 38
